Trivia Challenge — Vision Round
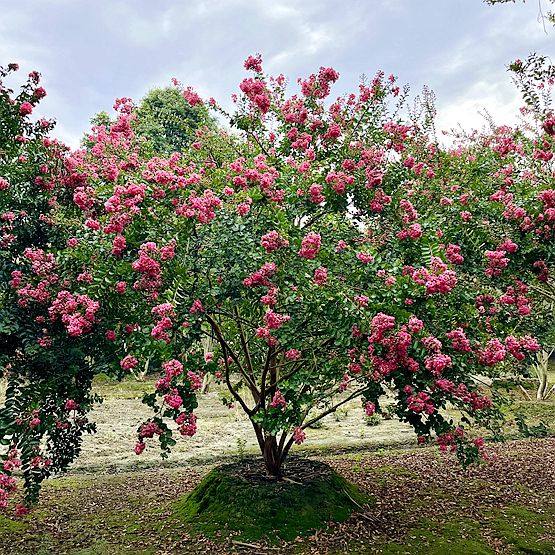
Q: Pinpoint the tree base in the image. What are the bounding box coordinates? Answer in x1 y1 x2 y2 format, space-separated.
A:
173 457 372 543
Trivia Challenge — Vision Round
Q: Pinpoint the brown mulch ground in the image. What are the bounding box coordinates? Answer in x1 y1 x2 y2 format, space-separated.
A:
308 438 555 554
3 438 555 554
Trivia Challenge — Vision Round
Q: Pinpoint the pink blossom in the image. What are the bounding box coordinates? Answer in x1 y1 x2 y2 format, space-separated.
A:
356 252 374 264
264 309 291 330
165 390 183 409
479 339 506 366
244 54 263 72
115 281 127 294
424 353 452 376
299 232 321 259
19 102 33 116
364 401 376 416
270 390 287 410
313 267 328 285
445 244 464 265
120 355 138 371
261 230 289 252
309 183 325 204
408 316 424 334
285 349 301 360
293 427 306 444
64 400 78 411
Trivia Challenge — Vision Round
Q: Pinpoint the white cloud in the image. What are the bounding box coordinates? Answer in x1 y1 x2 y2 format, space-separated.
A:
0 0 553 148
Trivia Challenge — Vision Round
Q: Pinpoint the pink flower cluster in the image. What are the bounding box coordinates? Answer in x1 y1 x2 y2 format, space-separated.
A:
151 302 176 343
435 379 492 411
131 241 174 293
264 309 291 330
499 281 531 316
293 426 306 444
0 472 18 509
299 66 340 99
407 391 435 415
239 78 271 114
412 257 457 295
19 101 33 116
176 190 222 223
269 390 287 410
176 412 197 436
165 389 183 409
424 353 452 376
48 291 99 337
243 262 277 287
445 244 464 265
445 328 472 352
308 183 325 203
504 335 540 361
260 230 289 253
397 222 422 240
120 354 138 371
313 267 328 285
358 313 421 381
299 232 321 259
364 401 376 416
485 249 509 277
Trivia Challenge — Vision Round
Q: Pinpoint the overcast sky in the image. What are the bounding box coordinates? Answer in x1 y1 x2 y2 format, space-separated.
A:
1 0 553 148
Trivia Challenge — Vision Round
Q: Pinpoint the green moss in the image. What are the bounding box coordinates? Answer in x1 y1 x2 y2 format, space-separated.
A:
363 464 418 488
70 541 155 555
0 513 27 535
488 505 555 554
512 401 555 421
173 458 372 543
44 475 96 491
377 505 555 554
380 518 494 554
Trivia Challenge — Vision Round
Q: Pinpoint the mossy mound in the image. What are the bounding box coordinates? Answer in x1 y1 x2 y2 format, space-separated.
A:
173 457 372 543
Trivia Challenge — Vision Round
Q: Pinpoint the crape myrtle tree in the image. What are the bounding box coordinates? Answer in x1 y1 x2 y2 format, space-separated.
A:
1 55 553 511
58 56 552 473
0 65 106 513
399 86 555 395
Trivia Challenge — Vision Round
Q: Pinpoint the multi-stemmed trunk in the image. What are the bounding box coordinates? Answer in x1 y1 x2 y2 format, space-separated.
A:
262 435 282 477
206 311 365 478
252 422 287 478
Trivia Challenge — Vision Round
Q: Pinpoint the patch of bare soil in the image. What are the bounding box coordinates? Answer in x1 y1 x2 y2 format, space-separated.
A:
75 379 414 472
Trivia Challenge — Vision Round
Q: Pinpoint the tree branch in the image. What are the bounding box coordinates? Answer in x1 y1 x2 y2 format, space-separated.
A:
205 313 260 398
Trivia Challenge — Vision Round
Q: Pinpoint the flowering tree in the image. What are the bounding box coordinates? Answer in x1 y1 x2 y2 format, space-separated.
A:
1 55 553 510
0 65 106 511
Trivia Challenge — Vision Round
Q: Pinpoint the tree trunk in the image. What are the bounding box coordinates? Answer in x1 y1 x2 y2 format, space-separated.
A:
262 435 282 478
533 349 553 401
537 370 548 400
200 373 211 394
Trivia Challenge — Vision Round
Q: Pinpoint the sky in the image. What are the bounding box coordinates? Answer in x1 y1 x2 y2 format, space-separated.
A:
0 0 553 148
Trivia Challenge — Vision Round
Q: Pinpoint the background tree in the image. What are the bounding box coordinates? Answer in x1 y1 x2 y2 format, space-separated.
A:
134 86 211 155
83 86 214 156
